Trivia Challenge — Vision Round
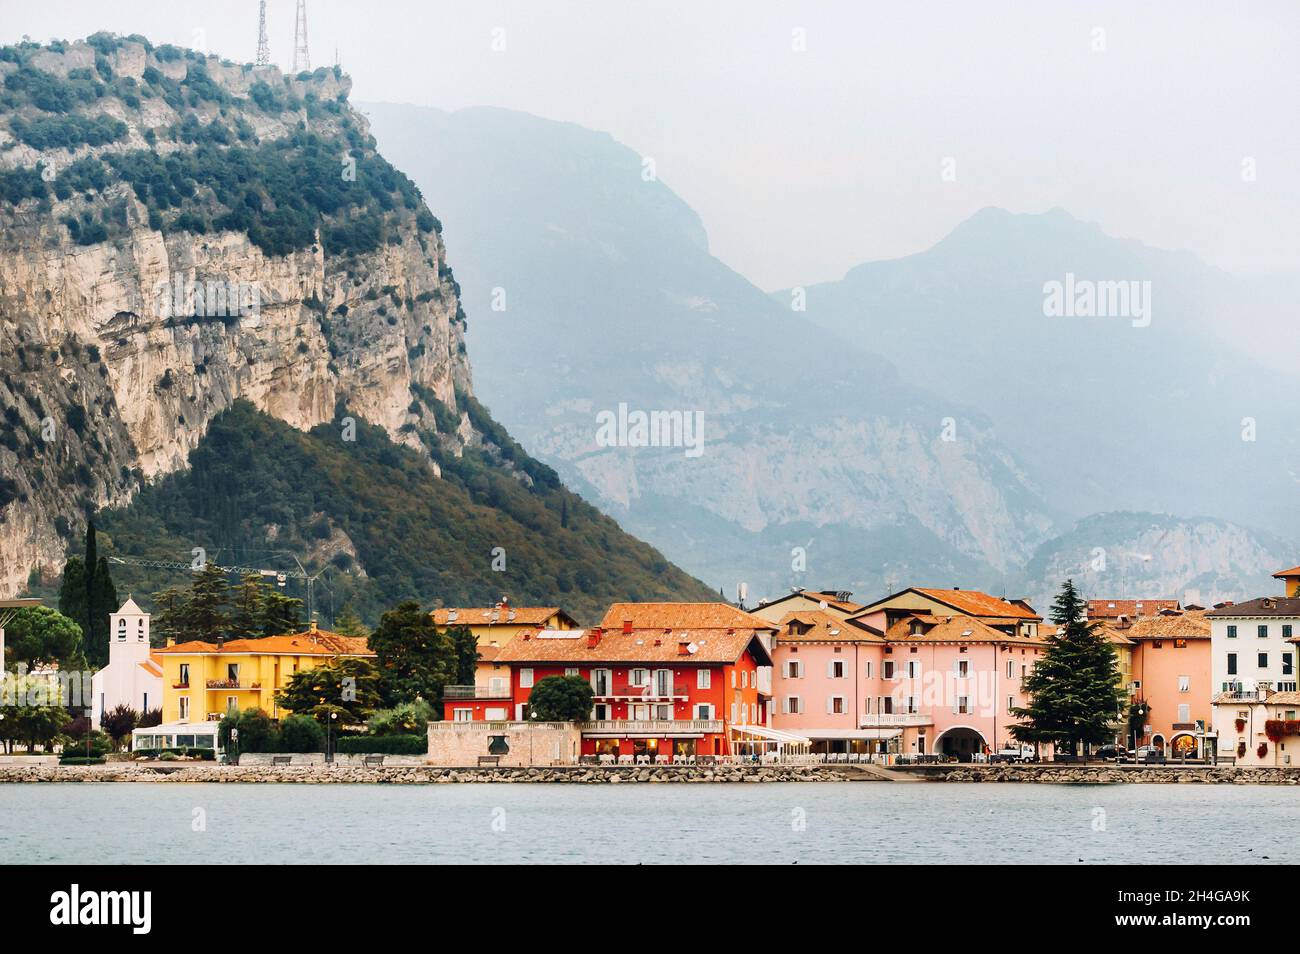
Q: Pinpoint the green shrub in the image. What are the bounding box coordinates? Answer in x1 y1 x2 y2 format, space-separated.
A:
59 755 106 765
276 715 324 753
367 699 435 736
336 734 426 755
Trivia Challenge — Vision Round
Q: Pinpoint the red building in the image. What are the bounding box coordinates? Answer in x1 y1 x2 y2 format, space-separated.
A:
442 603 776 760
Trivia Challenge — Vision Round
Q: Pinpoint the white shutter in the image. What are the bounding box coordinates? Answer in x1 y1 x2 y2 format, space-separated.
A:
826 696 833 714
827 661 835 678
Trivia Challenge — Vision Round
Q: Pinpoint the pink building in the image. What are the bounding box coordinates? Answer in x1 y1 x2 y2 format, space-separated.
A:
760 586 1051 759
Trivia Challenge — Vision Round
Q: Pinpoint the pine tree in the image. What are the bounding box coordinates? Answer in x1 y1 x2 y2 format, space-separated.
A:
150 587 187 645
1011 579 1123 754
183 562 230 641
229 573 266 638
447 624 478 684
260 588 303 636
58 557 87 643
333 605 369 638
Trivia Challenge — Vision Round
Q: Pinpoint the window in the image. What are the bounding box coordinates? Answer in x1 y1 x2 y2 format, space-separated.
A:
883 660 895 679
591 669 611 695
783 696 802 715
905 696 918 714
863 661 872 678
1177 704 1191 723
178 663 190 686
731 670 737 688
1285 653 1294 676
1258 653 1269 669
881 696 894 714
117 620 126 641
1178 675 1190 692
864 697 872 714
629 668 648 687
520 668 535 688
226 663 239 683
697 669 711 689
1259 625 1269 638
830 660 846 678
1007 695 1015 714
178 696 190 721
654 669 673 696
1227 625 1238 638
955 696 970 714
828 696 846 715
654 704 672 720
906 660 921 679
1285 625 1295 639
1227 653 1237 676
226 696 238 715
955 660 969 677
453 708 473 722
592 704 610 720
564 667 579 677
1007 660 1013 679
784 660 804 679
694 703 715 720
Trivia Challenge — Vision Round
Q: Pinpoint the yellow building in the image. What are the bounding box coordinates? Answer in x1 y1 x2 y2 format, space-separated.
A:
433 604 576 694
154 623 373 723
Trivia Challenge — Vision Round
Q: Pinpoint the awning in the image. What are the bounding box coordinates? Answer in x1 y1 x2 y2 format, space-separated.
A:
729 724 811 745
807 728 902 740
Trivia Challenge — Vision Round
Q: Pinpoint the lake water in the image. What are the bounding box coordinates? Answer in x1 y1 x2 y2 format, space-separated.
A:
4 782 1297 864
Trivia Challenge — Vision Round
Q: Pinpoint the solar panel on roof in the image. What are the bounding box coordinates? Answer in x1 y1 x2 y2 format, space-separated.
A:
536 629 582 639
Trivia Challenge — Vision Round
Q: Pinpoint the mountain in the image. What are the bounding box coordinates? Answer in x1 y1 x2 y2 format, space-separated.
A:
783 206 1300 534
1016 512 1293 612
362 102 1060 601
0 35 712 616
93 401 713 625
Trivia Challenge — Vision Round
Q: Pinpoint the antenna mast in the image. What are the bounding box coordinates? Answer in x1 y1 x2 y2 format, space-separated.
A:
292 0 310 72
255 0 270 67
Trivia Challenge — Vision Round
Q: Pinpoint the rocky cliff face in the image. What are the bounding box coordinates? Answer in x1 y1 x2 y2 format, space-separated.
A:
0 38 474 595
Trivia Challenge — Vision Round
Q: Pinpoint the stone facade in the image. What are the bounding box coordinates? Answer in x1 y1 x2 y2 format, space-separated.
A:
426 721 582 767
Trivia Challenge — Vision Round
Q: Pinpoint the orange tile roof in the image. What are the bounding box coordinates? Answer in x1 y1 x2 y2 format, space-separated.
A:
494 626 772 666
884 613 1046 646
138 660 162 677
156 630 373 656
1273 566 1300 578
1122 610 1211 640
432 606 573 627
1083 622 1135 647
774 610 882 644
1087 599 1181 619
599 602 778 632
910 588 1040 620
757 590 865 614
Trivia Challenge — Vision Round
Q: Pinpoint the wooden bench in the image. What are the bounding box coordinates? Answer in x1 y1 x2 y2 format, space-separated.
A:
363 755 385 767
477 755 501 767
271 755 292 766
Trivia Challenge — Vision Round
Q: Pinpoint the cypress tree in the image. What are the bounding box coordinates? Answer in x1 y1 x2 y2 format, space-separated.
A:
183 562 231 641
1010 579 1123 755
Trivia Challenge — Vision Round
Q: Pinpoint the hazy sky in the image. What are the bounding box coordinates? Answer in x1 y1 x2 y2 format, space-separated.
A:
4 1 1297 289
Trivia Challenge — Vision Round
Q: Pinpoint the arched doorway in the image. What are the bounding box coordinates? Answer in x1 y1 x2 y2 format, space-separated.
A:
1151 733 1166 753
1170 733 1199 760
934 726 988 762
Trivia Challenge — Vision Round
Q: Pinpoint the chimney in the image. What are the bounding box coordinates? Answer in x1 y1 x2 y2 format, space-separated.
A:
677 641 690 655
587 627 602 649
166 637 176 648
309 619 318 633
622 619 633 634
216 635 225 650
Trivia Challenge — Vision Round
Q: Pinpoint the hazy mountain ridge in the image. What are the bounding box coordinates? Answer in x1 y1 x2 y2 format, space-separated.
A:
363 102 1062 600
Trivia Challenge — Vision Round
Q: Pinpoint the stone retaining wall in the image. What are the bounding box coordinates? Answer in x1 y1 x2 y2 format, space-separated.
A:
935 764 1300 784
0 763 846 784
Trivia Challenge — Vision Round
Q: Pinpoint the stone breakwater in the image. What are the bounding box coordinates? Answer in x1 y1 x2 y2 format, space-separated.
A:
936 765 1300 784
0 763 847 784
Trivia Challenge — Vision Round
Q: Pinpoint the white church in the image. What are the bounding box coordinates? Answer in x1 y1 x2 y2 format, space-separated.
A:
90 597 163 729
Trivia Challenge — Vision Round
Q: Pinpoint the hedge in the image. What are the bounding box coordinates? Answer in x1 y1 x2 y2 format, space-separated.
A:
335 734 427 755
59 755 106 765
133 747 215 760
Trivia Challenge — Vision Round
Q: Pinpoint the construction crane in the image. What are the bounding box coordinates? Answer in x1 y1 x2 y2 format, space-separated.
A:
292 0 310 72
255 0 270 66
107 550 333 624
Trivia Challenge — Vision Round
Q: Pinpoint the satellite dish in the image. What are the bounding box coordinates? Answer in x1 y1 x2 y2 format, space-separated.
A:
687 642 698 654
819 600 829 609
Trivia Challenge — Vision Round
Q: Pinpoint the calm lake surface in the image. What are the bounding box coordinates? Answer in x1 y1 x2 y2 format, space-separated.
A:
4 782 1297 864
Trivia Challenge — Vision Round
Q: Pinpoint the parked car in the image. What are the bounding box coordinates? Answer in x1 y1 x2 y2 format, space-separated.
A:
1096 744 1129 761
1131 745 1166 764
990 744 1037 763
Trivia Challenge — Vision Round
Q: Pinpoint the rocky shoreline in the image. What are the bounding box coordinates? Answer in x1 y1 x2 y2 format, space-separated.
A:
0 763 847 784
935 764 1300 784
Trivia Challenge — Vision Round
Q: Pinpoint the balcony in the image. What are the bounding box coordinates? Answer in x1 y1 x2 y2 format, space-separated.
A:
443 684 511 700
860 713 933 728
205 680 261 690
583 719 724 736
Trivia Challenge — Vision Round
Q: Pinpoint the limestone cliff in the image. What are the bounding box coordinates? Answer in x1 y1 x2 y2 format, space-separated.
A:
0 36 476 595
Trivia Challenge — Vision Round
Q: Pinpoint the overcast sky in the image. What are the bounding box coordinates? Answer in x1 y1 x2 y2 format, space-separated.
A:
3 1 1297 289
